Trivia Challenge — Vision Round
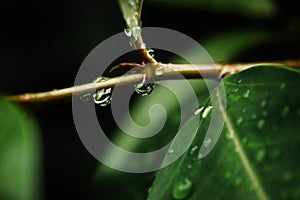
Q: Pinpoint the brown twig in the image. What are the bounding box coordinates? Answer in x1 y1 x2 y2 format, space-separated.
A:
2 60 300 103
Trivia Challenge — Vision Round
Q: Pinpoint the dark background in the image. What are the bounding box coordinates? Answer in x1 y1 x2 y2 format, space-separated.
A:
0 0 299 199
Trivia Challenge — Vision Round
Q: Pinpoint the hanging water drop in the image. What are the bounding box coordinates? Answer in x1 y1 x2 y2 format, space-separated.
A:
93 88 112 106
79 93 92 102
172 178 193 200
135 82 155 96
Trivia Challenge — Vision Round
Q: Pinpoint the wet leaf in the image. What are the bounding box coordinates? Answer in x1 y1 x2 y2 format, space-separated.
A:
148 66 300 200
0 101 42 200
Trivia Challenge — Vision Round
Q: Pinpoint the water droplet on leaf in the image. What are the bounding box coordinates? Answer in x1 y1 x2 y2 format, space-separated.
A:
257 119 265 130
193 107 204 116
280 83 286 90
243 90 250 98
224 171 231 179
255 149 266 163
135 82 155 96
189 145 198 155
202 106 213 118
172 178 192 200
281 106 290 117
262 110 268 116
236 117 243 125
234 177 242 186
282 171 292 182
203 137 212 148
168 149 175 154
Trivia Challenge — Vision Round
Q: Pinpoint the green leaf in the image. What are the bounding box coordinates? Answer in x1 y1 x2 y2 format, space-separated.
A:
0 101 42 200
150 0 276 18
148 66 300 200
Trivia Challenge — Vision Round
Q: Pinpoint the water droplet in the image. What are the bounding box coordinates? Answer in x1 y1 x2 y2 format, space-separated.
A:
271 148 282 160
124 28 132 37
225 131 233 140
131 26 141 41
146 48 155 58
257 119 265 130
140 42 146 49
203 137 212 148
282 171 292 182
93 88 112 106
233 88 239 92
243 90 250 98
261 100 267 107
189 145 198 155
135 82 155 96
262 110 268 116
236 117 243 125
224 171 231 179
242 137 248 144
193 107 204 116
238 79 242 84
172 178 192 200
197 153 204 160
79 93 92 102
155 65 164 76
281 106 290 117
280 83 286 90
202 106 213 118
234 177 242 186
168 149 175 154
255 149 266 163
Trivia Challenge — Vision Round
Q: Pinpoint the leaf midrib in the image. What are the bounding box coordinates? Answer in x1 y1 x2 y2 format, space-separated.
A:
216 86 269 200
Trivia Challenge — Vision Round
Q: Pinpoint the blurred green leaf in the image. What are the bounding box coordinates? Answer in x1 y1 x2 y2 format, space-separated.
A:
148 66 300 199
0 101 42 200
150 0 276 18
202 30 269 62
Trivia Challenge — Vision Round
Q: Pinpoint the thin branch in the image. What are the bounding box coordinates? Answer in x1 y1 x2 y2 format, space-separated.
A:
2 60 300 103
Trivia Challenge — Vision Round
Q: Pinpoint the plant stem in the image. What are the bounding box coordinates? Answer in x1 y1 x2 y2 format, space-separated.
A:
2 60 300 103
